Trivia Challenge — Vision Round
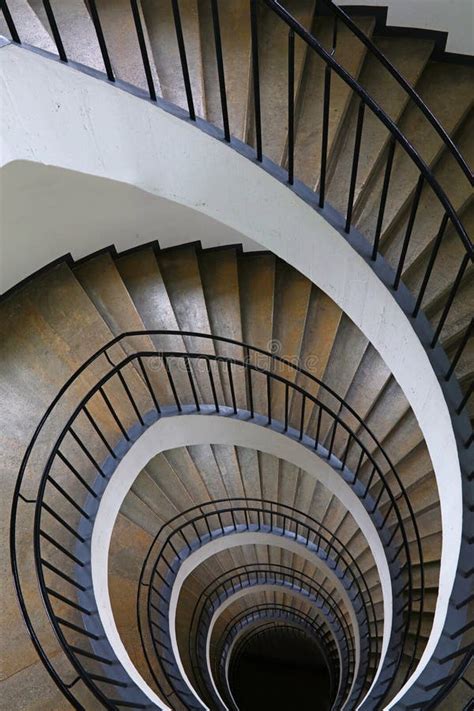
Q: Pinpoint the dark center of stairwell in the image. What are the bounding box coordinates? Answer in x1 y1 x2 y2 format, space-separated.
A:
229 627 331 710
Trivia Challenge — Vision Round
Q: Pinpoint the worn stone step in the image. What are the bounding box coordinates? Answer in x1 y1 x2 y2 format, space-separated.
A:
0 0 56 52
198 0 251 140
28 0 104 69
295 15 374 189
326 35 433 215
246 0 316 163
141 0 205 117
94 0 161 92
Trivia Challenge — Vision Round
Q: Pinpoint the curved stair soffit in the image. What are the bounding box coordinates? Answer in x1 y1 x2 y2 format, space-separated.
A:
91 414 394 707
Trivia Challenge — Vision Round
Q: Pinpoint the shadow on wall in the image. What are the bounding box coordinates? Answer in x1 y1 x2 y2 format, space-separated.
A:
0 160 261 295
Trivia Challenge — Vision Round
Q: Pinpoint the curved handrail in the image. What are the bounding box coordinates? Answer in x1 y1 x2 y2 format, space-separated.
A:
143 499 377 709
294 0 473 184
10 334 424 708
189 564 354 707
261 0 472 253
217 605 339 710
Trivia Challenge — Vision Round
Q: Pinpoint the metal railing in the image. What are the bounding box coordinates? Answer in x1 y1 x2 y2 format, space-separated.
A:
217 604 339 710
188 564 355 709
11 331 425 709
1 0 472 422
187 562 355 706
140 498 377 709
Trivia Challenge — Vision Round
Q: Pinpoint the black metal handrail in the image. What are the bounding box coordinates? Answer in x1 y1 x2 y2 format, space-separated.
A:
142 499 377 710
217 604 340 710
188 564 355 709
10 331 424 709
310 0 473 184
188 563 354 688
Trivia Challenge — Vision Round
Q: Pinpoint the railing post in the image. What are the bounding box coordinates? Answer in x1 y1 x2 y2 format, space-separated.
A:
250 0 263 161
287 28 295 185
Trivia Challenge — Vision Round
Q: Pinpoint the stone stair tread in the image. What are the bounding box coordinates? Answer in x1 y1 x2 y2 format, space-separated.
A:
0 0 56 52
29 0 104 70
94 0 161 92
246 0 316 163
326 35 433 214
157 244 226 403
198 0 251 140
141 0 205 117
198 246 247 407
295 15 375 189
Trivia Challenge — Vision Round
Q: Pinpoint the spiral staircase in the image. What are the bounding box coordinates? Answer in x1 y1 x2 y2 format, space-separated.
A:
0 1 472 709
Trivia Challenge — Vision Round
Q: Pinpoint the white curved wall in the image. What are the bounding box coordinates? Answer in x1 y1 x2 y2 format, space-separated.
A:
1 44 462 706
91 415 394 708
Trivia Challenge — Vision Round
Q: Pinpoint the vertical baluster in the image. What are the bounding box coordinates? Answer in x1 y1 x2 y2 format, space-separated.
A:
431 252 470 348
245 346 254 417
393 174 424 289
456 381 473 415
116 367 144 425
445 318 473 381
163 355 182 411
287 28 295 185
372 137 396 260
266 373 272 424
299 396 305 440
332 15 338 51
227 361 237 413
137 356 161 413
327 417 338 459
130 0 156 100
2 1 21 43
185 356 200 410
87 0 114 81
412 213 449 317
206 358 220 412
99 385 130 441
250 0 262 161
345 100 365 233
315 405 323 448
319 66 331 208
341 432 351 470
83 404 117 458
171 0 195 120
284 382 289 431
210 0 230 142
42 0 67 61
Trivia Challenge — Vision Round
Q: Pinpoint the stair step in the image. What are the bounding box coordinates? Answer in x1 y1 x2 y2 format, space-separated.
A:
246 0 316 163
295 15 375 189
326 35 433 214
198 0 251 140
141 0 205 117
354 62 473 244
94 0 161 92
29 0 104 70
0 0 56 52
